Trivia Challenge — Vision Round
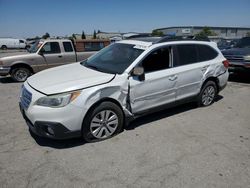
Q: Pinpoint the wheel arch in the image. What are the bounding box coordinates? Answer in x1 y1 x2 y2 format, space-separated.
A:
10 62 34 74
201 76 219 93
81 97 126 132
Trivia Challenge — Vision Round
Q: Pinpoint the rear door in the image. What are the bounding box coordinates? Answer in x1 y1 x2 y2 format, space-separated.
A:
61 41 77 63
173 44 218 100
129 46 177 113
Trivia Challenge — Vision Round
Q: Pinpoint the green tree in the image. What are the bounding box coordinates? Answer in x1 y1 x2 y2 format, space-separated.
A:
81 31 86 39
195 27 217 37
152 29 164 36
93 30 97 39
42 32 50 39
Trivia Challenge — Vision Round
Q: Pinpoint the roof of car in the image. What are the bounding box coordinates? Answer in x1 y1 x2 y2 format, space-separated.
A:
118 37 216 50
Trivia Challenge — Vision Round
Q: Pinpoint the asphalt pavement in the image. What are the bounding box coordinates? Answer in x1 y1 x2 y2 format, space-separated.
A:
0 74 250 188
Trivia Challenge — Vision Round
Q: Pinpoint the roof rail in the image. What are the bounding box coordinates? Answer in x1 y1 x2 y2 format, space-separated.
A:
156 35 210 43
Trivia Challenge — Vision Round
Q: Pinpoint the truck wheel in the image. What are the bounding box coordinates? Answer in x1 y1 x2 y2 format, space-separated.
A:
82 101 124 142
11 67 31 82
198 81 217 106
1 45 7 50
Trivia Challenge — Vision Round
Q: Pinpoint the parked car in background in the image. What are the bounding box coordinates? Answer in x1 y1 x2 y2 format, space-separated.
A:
0 39 110 81
0 38 27 50
19 37 229 142
222 37 250 72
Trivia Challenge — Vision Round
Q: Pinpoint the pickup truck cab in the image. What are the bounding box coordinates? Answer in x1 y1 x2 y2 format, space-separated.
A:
19 37 229 142
0 39 109 81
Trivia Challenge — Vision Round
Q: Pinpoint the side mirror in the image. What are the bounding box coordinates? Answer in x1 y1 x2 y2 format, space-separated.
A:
132 67 145 81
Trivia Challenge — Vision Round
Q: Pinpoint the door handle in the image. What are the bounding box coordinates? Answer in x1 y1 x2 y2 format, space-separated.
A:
58 55 62 58
168 75 178 81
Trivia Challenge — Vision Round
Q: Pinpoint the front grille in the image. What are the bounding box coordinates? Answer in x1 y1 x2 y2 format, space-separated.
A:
224 55 244 62
20 86 32 110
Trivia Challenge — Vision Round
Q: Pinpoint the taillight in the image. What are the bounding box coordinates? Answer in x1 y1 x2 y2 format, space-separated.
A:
222 60 229 69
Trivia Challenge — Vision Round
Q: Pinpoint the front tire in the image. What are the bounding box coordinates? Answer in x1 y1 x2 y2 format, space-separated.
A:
198 81 217 106
82 101 124 142
11 67 31 82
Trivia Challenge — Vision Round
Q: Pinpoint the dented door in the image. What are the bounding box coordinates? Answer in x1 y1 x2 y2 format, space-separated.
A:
129 69 177 114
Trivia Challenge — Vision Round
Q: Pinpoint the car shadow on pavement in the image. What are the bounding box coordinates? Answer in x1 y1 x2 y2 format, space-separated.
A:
0 76 16 84
126 96 223 131
30 96 223 149
30 130 86 149
229 72 250 84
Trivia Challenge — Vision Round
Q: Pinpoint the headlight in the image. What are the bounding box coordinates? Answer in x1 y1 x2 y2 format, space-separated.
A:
243 55 250 61
35 91 81 107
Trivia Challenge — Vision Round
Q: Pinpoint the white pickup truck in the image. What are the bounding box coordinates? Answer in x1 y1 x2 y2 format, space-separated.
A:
0 39 109 81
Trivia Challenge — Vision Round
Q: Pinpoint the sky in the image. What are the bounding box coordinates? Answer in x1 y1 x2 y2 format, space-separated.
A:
0 0 250 38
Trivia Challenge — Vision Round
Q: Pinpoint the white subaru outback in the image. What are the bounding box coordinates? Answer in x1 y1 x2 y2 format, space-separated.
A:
19 37 229 142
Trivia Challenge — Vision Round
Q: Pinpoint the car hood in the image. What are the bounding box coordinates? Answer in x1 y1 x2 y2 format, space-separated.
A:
27 63 115 95
222 48 250 56
1 52 34 61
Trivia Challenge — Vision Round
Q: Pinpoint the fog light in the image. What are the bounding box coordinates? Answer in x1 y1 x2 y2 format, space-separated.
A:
47 127 54 135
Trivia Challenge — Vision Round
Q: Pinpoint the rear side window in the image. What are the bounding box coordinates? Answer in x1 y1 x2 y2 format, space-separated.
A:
196 44 218 62
174 44 198 66
63 42 73 52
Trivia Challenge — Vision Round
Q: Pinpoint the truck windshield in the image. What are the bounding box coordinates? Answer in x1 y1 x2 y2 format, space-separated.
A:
235 37 250 48
82 43 144 74
29 41 44 53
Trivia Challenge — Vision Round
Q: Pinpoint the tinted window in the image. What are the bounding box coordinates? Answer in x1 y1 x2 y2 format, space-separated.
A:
63 42 73 52
19 40 24 43
142 47 170 73
236 37 250 48
174 45 198 66
41 42 61 54
197 44 218 62
84 42 105 51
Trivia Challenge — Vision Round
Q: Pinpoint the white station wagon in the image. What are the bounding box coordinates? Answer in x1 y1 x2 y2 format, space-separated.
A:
19 37 229 142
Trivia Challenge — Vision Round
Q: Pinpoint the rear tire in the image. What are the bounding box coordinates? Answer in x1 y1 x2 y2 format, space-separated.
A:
82 101 124 142
11 67 31 82
198 81 217 107
1 45 7 50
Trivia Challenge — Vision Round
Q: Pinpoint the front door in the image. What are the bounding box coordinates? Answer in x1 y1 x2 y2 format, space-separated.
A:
39 42 65 70
129 46 177 114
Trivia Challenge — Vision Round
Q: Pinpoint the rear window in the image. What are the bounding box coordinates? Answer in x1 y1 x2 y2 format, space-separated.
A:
63 42 73 52
84 42 105 51
196 44 218 62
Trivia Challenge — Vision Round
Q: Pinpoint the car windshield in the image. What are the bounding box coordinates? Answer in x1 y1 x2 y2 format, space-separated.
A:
82 43 144 74
29 41 44 53
235 37 250 48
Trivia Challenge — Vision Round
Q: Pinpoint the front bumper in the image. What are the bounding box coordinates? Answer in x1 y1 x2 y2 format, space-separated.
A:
0 66 10 76
19 82 87 139
19 103 81 139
